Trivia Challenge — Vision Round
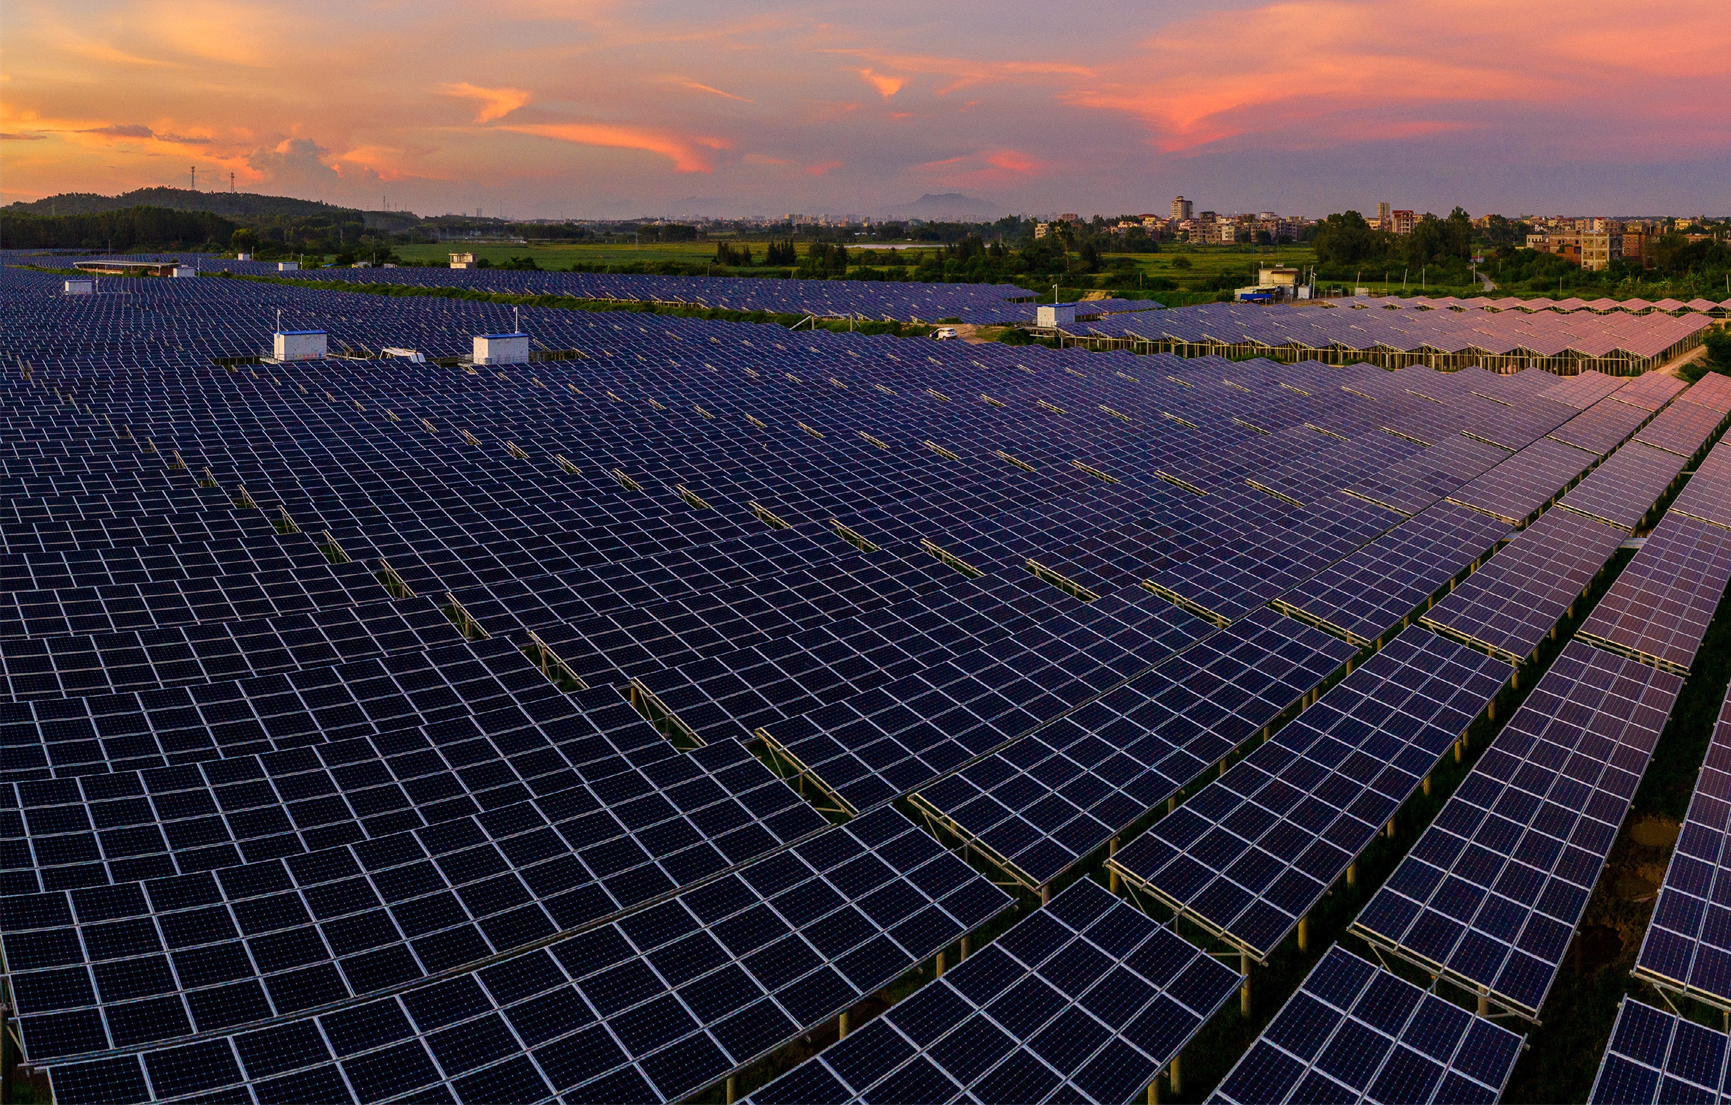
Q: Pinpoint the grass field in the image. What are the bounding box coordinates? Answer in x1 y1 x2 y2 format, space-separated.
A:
343 238 1496 301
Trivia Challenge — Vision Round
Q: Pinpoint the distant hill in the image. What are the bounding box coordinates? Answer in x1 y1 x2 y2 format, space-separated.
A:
4 188 422 231
881 193 1005 222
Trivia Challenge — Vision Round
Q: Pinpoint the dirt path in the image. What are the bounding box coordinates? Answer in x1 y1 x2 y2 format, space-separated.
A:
1657 343 1708 379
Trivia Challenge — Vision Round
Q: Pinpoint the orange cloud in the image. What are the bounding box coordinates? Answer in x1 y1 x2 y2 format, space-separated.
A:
805 160 842 176
984 149 1040 174
916 147 1047 188
856 69 904 98
440 83 531 123
670 78 753 104
500 122 725 173
1059 0 1731 152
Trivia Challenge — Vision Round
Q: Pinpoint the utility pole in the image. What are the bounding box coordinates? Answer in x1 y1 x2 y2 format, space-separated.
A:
190 166 197 191
230 172 235 192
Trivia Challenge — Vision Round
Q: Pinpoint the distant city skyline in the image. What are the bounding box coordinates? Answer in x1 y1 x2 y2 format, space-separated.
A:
3 0 1728 218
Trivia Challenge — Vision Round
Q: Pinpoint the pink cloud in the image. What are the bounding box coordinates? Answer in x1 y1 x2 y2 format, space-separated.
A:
1058 0 1731 153
805 159 842 176
856 68 903 98
669 78 753 104
500 121 726 173
916 147 1046 188
984 149 1040 174
440 83 531 124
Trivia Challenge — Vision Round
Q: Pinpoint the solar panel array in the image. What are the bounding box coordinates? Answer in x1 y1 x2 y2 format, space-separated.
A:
1443 437 1596 526
1274 502 1510 647
1634 682 1731 1010
910 608 1359 891
1575 510 1731 675
1344 411 1731 1030
37 806 1011 1104
1069 301 1712 368
63 253 1044 324
1588 998 1731 1104
1419 507 1629 664
4 258 1728 1104
1223 378 1728 1095
1352 641 1685 1018
748 879 1241 1105
1210 946 1522 1105
1329 293 1731 317
1109 627 1512 960
1556 442 1691 531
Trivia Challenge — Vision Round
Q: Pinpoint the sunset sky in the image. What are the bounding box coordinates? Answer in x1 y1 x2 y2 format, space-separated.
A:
3 0 1728 218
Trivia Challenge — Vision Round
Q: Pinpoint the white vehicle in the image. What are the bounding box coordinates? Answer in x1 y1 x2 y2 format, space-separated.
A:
932 326 959 341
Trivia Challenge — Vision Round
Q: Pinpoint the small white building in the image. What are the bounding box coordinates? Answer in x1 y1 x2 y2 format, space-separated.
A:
273 330 328 361
63 279 94 295
473 333 530 365
450 252 476 270
236 252 253 261
172 265 195 278
1258 265 1300 289
1036 303 1077 328
277 261 299 272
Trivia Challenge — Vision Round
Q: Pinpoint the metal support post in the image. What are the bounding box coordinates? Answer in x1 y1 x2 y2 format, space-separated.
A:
1240 950 1252 1015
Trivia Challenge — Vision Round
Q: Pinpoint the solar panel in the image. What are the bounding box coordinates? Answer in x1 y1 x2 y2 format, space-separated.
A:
1633 682 1731 1008
1669 439 1731 529
1109 627 1510 959
1587 998 1730 1104
1274 502 1510 646
1575 510 1731 674
1634 399 1731 459
1556 441 1690 531
1546 398 1656 456
754 589 1213 816
748 878 1240 1105
1350 641 1684 1018
35 807 1011 1104
1211 946 1522 1105
911 608 1357 890
2 736 831 1061
1445 437 1598 526
1420 507 1628 663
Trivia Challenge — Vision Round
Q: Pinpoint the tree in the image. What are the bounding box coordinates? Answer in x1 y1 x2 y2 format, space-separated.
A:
1312 211 1388 267
799 241 849 276
1704 328 1731 375
1480 214 1528 249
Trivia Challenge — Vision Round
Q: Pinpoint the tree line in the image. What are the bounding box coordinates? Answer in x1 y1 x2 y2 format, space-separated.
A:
0 206 237 251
